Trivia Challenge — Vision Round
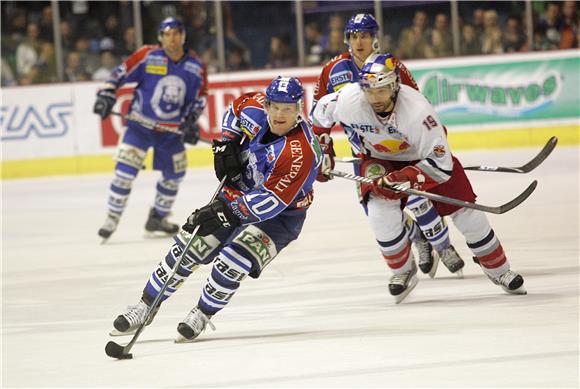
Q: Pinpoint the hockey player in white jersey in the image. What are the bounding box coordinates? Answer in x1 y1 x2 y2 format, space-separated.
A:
312 53 526 303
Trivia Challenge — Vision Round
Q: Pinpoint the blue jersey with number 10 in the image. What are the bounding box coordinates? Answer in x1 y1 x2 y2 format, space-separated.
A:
219 92 322 225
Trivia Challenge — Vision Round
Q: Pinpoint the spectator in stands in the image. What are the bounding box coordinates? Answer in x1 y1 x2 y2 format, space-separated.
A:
559 0 578 48
103 15 122 45
60 20 76 54
396 10 431 59
39 5 54 38
16 23 41 80
503 15 528 52
1 58 17 86
481 9 503 54
305 21 324 65
64 51 90 82
74 35 99 75
321 29 347 62
226 47 250 71
34 42 57 83
472 8 485 36
118 27 138 59
425 29 453 58
433 13 453 53
92 50 117 81
265 34 295 68
536 1 561 50
461 24 482 55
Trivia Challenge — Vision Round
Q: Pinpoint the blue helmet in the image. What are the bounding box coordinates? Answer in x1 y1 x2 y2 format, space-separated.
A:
265 76 304 104
344 13 380 53
158 17 185 44
359 53 400 91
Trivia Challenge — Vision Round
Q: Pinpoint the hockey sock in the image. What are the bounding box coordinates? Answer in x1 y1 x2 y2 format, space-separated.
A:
143 241 202 302
378 227 413 274
198 246 252 316
406 196 450 251
153 177 182 218
107 165 138 216
468 229 509 278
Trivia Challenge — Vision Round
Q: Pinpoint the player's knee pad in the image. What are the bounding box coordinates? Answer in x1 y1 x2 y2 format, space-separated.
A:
173 229 222 265
114 143 147 170
230 225 279 278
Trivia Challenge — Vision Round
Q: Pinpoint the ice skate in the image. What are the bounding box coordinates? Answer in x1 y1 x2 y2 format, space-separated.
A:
414 234 439 278
175 307 215 343
389 260 419 304
144 208 179 236
109 299 159 336
98 213 120 243
438 245 465 278
488 269 527 295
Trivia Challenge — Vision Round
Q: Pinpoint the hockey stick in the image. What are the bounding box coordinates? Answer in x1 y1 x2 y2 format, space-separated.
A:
105 176 226 360
336 136 558 174
329 169 537 215
464 136 558 173
110 111 211 144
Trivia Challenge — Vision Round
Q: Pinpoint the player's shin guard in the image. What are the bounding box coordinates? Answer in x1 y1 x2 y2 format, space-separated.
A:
153 177 182 217
406 196 450 251
197 247 252 316
107 167 137 216
143 241 203 303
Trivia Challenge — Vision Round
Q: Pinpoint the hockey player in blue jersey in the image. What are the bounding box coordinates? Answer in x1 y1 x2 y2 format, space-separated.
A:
109 76 321 341
94 17 208 241
313 13 465 278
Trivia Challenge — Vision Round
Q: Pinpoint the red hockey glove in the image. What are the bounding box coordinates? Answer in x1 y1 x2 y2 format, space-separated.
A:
372 166 427 200
316 133 335 182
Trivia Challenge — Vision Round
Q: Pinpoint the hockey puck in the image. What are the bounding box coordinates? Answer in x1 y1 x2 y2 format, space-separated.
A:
105 341 133 360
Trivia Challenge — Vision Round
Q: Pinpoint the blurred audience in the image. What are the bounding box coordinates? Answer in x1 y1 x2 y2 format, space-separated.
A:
1 1 578 86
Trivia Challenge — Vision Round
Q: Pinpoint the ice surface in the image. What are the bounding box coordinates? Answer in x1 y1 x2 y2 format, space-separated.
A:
2 146 579 388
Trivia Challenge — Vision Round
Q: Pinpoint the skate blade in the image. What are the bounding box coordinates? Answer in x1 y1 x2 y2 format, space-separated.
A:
454 269 464 279
109 328 136 337
428 254 440 279
144 231 175 239
174 334 196 344
394 277 419 304
504 285 527 295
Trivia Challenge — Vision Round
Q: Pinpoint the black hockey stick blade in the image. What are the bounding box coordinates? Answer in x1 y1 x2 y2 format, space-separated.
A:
465 136 558 173
105 341 133 360
329 170 538 214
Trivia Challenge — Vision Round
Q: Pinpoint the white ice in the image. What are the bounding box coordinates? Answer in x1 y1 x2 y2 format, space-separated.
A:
2 146 579 388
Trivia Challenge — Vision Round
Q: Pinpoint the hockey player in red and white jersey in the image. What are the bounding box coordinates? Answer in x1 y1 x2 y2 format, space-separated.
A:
312 13 464 279
312 53 526 303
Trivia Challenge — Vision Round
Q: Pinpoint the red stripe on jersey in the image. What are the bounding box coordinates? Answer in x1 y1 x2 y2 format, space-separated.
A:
383 243 411 269
232 92 266 116
124 45 158 75
476 244 507 269
393 57 419 91
264 129 315 205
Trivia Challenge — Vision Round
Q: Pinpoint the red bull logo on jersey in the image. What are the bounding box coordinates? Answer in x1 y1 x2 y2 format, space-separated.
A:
372 139 411 154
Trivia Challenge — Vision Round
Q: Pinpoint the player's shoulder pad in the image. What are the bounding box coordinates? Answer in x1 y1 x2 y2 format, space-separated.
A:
233 92 266 115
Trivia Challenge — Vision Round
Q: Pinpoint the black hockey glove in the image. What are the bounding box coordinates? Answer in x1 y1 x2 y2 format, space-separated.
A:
182 198 240 236
179 113 200 145
213 140 244 182
93 88 117 119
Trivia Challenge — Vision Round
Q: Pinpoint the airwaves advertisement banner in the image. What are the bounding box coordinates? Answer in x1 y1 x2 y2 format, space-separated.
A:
410 50 579 128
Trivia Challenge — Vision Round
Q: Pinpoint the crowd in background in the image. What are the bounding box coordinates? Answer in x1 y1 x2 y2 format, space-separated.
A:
1 1 578 87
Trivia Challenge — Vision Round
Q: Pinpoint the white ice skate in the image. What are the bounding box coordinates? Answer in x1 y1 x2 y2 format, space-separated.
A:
109 299 159 336
98 213 120 243
438 245 465 278
175 307 215 343
488 270 527 295
389 260 419 304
